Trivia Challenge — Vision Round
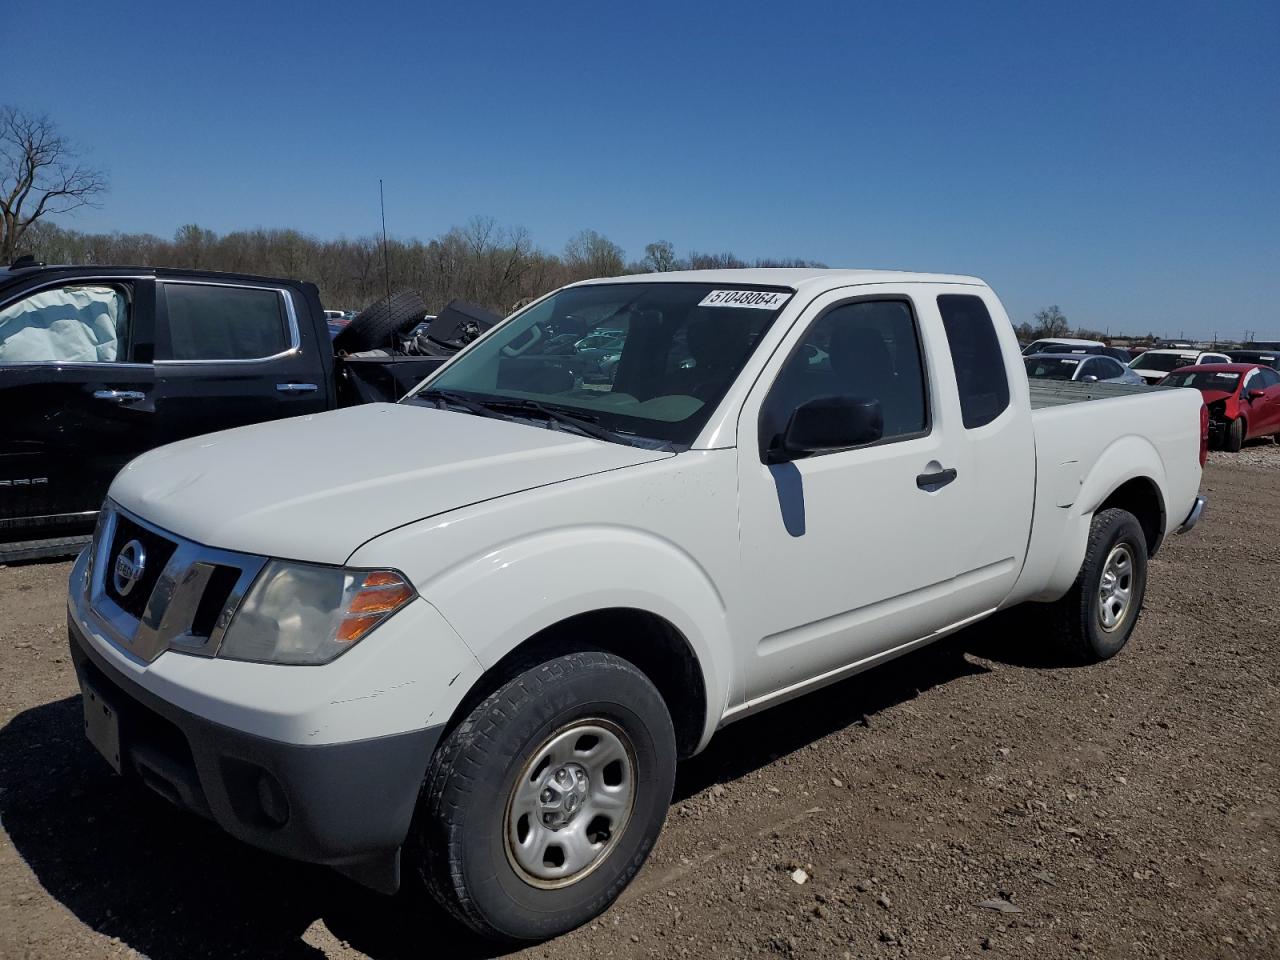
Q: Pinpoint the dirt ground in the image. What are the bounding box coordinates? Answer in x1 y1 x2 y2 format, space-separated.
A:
1 446 1277 960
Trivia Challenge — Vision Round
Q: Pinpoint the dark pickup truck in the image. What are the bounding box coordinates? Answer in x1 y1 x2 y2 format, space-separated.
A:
1 263 469 559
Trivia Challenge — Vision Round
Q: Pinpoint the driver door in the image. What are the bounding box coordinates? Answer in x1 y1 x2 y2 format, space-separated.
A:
734 290 970 704
0 277 157 541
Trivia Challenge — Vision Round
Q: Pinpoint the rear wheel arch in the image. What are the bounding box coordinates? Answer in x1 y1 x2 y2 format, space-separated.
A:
439 607 708 760
1096 477 1165 556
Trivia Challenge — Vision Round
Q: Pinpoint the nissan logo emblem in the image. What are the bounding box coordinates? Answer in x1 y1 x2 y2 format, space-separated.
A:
113 539 147 597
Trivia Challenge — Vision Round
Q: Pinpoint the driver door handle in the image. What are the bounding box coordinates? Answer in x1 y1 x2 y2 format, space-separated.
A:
916 467 958 491
93 389 145 403
276 382 318 393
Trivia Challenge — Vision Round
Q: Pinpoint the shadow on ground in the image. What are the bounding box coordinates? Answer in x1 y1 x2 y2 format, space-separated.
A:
0 612 1063 958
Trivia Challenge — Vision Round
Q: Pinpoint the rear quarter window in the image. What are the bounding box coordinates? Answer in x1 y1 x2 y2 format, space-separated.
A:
937 294 1010 428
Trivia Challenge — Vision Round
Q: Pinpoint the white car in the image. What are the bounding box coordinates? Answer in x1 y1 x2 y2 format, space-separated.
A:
67 269 1207 943
1128 348 1232 384
1025 352 1146 385
1021 336 1105 355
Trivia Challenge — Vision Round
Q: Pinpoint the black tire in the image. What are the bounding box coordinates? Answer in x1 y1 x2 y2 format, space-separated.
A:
1224 417 1244 453
332 290 427 353
1051 508 1149 663
412 651 677 943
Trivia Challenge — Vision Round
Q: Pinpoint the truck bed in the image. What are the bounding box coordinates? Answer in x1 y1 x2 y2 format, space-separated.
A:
1028 380 1156 409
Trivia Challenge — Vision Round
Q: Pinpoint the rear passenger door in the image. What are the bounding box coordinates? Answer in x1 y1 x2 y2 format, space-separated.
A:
154 279 329 442
934 292 1037 613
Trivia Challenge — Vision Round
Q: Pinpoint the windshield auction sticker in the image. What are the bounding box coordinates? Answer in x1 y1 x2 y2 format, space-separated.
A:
698 290 792 310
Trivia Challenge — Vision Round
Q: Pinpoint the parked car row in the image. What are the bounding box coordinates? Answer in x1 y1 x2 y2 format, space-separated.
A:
1019 336 1278 452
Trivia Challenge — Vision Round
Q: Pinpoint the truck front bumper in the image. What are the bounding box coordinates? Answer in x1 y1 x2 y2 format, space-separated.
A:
68 614 441 893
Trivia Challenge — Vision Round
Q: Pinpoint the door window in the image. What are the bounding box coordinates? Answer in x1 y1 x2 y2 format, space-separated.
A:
1256 368 1280 389
937 295 1010 428
161 283 290 361
0 284 130 363
759 299 928 456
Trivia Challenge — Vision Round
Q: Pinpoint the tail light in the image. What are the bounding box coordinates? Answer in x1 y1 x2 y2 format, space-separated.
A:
1199 403 1209 467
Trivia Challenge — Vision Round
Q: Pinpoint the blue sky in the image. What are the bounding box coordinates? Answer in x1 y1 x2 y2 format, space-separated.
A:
5 0 1277 338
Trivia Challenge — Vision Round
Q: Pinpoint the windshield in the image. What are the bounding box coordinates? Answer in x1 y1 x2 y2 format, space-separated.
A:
1162 370 1243 391
1131 352 1195 372
1024 356 1082 380
406 282 792 447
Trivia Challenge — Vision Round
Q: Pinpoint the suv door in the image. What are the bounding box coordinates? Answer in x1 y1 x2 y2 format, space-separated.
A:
735 289 971 703
0 277 157 542
154 279 329 442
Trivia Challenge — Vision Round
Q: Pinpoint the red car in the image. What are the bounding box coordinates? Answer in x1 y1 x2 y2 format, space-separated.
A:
1160 363 1280 451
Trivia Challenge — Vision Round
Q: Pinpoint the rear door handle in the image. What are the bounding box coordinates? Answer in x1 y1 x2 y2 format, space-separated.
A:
93 390 145 403
916 467 958 491
276 382 318 393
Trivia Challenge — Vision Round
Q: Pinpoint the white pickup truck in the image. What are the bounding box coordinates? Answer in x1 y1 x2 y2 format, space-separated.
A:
67 269 1206 943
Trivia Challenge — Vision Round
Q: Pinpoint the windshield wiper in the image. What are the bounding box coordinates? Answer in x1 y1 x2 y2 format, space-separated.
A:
417 390 633 446
417 389 509 420
475 397 630 445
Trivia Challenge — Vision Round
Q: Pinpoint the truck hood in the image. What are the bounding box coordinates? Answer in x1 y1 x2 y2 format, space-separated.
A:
110 403 671 564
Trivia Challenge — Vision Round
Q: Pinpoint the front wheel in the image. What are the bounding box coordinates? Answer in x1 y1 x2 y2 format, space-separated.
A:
412 651 677 943
1224 417 1245 453
1052 507 1149 663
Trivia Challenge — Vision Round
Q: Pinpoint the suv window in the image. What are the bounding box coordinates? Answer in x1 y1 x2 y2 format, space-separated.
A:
0 284 130 363
759 299 928 456
937 294 1010 428
162 283 289 361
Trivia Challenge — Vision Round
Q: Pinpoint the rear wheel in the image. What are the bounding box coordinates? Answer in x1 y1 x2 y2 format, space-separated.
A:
1224 417 1245 452
1051 508 1149 663
412 651 676 943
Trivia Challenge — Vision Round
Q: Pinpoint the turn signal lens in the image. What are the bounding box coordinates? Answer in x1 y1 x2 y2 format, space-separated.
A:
339 572 416 640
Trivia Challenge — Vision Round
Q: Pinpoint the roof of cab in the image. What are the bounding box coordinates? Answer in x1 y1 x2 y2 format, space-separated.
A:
568 267 985 292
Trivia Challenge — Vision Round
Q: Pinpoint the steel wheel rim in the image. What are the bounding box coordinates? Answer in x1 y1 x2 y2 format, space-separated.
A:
503 718 636 889
1097 543 1135 633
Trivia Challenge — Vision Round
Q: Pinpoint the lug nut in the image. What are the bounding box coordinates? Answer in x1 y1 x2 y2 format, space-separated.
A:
541 788 555 803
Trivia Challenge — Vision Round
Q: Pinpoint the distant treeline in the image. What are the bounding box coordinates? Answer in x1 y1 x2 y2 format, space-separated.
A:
19 219 825 315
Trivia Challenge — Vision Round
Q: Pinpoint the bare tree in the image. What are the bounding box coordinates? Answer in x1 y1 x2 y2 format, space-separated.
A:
564 229 625 280
0 107 107 263
640 240 678 272
1032 305 1070 339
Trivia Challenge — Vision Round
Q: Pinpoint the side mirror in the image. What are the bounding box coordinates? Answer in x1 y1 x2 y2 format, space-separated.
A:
1081 375 1099 383
1248 388 1266 401
770 396 883 463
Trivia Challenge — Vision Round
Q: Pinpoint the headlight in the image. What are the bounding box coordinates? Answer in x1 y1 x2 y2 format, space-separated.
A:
218 561 416 665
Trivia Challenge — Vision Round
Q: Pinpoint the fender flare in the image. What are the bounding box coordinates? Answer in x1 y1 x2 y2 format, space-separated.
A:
416 524 733 751
1040 434 1167 599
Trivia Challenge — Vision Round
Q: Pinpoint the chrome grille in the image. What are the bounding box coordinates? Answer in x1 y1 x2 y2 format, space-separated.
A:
87 503 267 662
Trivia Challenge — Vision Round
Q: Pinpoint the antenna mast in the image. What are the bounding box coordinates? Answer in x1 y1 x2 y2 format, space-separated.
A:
379 179 392 306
